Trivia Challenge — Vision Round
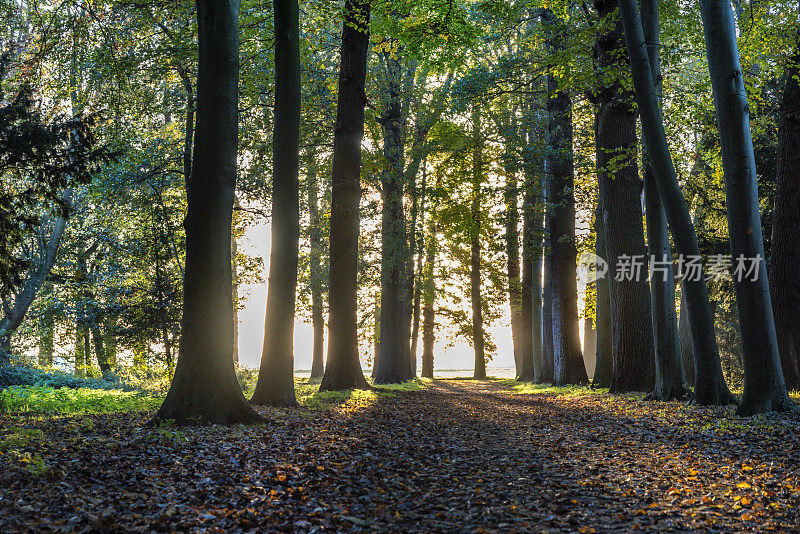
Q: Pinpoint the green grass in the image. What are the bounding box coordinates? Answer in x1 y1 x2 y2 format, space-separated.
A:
497 379 606 397
0 374 430 416
295 377 429 411
0 385 161 414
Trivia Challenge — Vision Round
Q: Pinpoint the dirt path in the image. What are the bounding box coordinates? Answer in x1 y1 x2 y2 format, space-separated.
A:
2 380 799 532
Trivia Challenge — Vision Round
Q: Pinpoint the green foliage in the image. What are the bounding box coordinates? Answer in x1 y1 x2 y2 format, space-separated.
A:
0 385 160 414
0 363 119 390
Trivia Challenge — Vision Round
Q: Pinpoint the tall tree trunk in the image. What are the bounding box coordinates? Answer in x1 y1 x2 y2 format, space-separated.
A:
410 163 427 367
618 0 735 405
520 121 541 382
595 0 654 393
593 207 613 387
307 156 326 380
421 217 436 378
320 0 372 391
540 171 555 383
640 0 686 400
152 0 263 424
374 44 411 384
544 14 587 385
503 146 524 380
699 0 794 415
471 104 486 380
231 228 239 366
251 0 302 406
769 44 800 393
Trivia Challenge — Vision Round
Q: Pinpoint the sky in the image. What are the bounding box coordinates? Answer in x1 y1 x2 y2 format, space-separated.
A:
236 220 519 372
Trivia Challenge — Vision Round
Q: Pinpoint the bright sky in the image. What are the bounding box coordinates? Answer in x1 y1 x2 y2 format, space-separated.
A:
236 220 519 372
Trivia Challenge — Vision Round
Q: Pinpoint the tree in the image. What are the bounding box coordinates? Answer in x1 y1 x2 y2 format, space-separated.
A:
640 0 686 401
592 207 613 388
768 40 800 392
373 38 412 384
617 0 735 406
594 0 655 393
251 0 302 406
470 104 487 380
699 0 794 415
320 0 372 391
543 11 588 386
151 0 262 425
307 155 326 380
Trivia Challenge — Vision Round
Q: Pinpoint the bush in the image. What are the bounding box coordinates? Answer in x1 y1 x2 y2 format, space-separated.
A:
0 364 120 390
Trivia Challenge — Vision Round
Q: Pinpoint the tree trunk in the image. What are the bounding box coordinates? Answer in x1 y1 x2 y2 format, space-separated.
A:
374 44 412 384
769 44 800 393
471 104 486 380
307 156 326 380
700 0 794 415
231 228 239 366
503 146 524 381
618 0 735 405
540 172 555 383
521 118 542 382
593 208 613 388
421 218 436 379
251 0 302 406
595 0 654 393
0 194 71 365
151 0 263 424
320 0 372 391
640 0 686 401
38 305 55 367
543 19 587 385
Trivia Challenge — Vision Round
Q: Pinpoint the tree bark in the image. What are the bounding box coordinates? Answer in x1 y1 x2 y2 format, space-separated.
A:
769 44 800 393
543 15 587 385
699 0 794 415
595 0 655 393
421 217 436 378
151 0 263 424
640 0 686 400
251 0 302 406
307 156 326 380
374 44 412 384
593 207 613 388
471 104 486 380
38 303 55 367
618 0 735 405
540 171 555 384
520 116 542 382
320 0 372 391
503 142 524 381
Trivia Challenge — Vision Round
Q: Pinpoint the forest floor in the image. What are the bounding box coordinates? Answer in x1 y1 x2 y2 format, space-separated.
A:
2 379 800 532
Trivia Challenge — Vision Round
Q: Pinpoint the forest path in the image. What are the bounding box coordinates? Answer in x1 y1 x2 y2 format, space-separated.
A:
2 379 800 532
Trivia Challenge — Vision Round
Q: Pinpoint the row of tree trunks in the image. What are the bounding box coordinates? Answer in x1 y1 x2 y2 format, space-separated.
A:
640 0 686 400
618 0 735 406
595 0 654 393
